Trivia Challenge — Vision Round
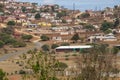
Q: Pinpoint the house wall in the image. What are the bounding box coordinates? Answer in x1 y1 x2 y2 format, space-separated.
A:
56 48 88 52
56 48 80 52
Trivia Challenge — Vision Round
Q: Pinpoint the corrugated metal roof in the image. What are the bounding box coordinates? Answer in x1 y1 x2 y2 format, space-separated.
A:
56 45 92 49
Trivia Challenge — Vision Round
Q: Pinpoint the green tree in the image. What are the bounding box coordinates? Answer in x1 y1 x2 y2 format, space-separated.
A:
104 29 112 34
31 8 37 13
23 51 59 80
1 26 14 35
8 7 15 13
84 24 95 31
60 42 70 46
41 44 50 52
112 47 119 55
4 38 17 45
53 62 68 70
81 13 90 18
0 33 11 44
40 35 49 41
57 11 66 18
51 44 59 49
62 19 67 23
21 6 26 13
0 69 5 80
0 40 4 48
35 13 41 20
100 21 114 32
71 33 80 42
0 33 18 46
0 4 4 8
51 25 57 27
7 21 15 26
22 34 33 41
0 4 4 13
12 41 26 48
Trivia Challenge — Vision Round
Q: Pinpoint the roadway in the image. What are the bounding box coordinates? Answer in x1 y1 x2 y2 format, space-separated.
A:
0 41 43 62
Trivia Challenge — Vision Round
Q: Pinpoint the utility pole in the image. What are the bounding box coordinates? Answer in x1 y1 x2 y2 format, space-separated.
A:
73 3 75 13
72 3 75 25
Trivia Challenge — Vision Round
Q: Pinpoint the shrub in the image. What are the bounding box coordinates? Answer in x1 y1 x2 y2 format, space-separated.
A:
51 44 59 49
60 42 70 46
12 41 26 48
35 13 41 20
19 70 26 74
65 55 69 57
53 62 68 69
81 13 90 18
7 21 15 26
72 54 77 56
40 35 49 41
41 44 50 52
0 40 4 48
65 58 69 60
21 34 33 41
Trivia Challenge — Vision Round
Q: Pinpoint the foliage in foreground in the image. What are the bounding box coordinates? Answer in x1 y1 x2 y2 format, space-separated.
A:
0 69 8 80
74 44 119 80
21 50 68 80
21 44 119 80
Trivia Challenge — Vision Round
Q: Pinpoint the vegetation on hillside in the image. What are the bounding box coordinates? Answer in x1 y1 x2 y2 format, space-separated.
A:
21 50 68 80
35 13 41 20
17 43 120 80
74 44 119 80
0 69 8 80
21 34 33 42
71 33 80 43
40 35 50 41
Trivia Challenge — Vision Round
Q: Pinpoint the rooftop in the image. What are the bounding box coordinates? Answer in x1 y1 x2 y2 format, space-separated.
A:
56 45 92 49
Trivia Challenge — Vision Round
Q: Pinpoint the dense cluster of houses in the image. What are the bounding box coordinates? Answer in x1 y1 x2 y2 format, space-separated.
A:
1 1 120 78
0 0 120 44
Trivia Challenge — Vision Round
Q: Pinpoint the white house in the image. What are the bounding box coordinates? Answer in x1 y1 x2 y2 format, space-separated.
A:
52 36 62 41
88 33 117 43
51 19 62 23
103 33 117 41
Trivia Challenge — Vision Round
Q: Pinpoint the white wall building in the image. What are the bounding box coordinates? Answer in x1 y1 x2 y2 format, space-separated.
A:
88 33 117 43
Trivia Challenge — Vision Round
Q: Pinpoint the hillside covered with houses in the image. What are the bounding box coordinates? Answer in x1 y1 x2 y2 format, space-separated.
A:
0 0 120 80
